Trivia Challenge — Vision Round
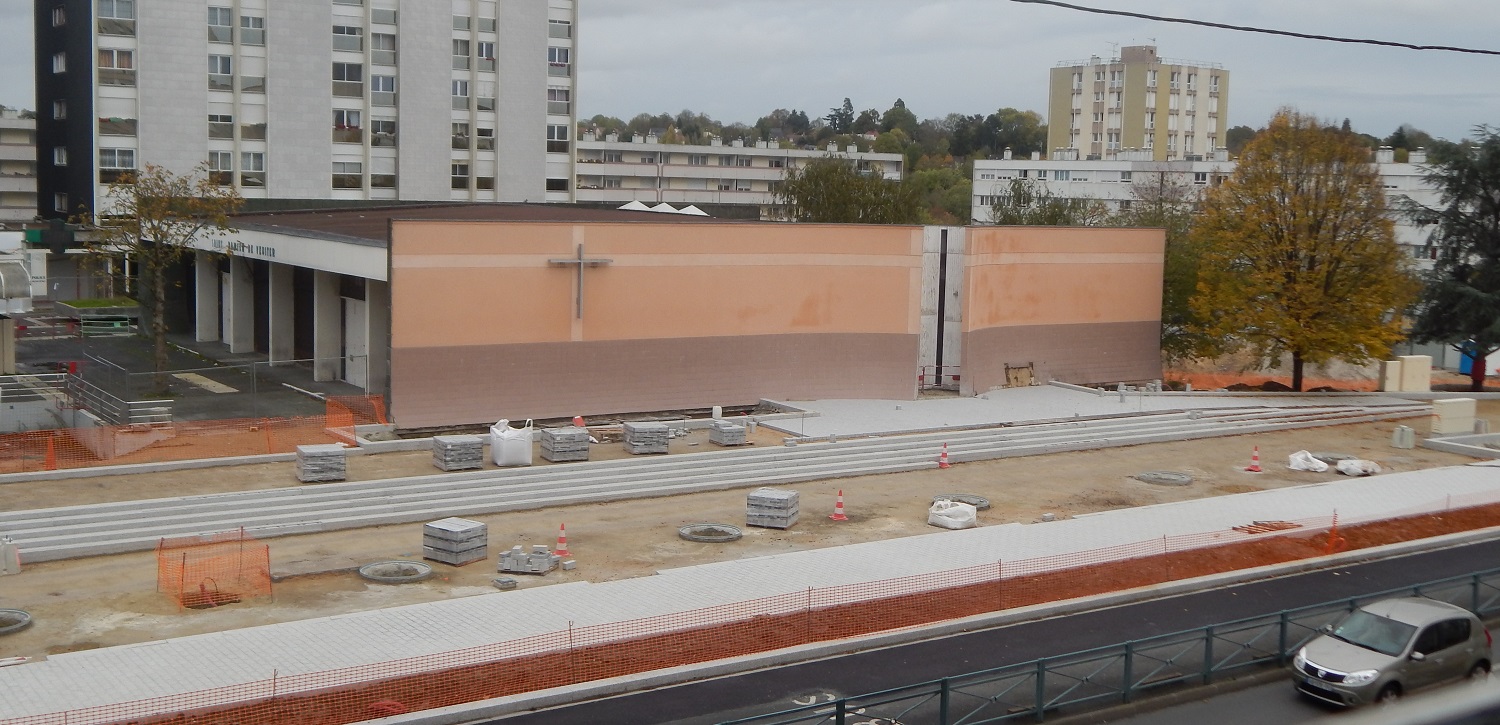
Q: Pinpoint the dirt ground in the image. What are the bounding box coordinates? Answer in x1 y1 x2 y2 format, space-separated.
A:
1 405 1495 662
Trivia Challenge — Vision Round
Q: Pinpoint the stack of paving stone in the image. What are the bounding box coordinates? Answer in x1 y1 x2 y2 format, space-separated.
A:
746 487 799 529
295 444 347 483
540 426 591 462
431 435 484 471
623 421 670 454
709 421 748 446
422 517 488 566
497 544 561 575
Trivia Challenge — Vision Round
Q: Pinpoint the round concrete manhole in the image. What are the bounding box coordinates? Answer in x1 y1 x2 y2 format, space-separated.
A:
1133 471 1194 486
1310 452 1356 465
678 523 743 543
358 561 434 584
933 494 991 510
0 609 32 636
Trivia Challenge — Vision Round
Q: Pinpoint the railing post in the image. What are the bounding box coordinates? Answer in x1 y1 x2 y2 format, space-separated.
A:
1474 573 1483 615
1278 611 1289 664
939 677 951 724
1035 659 1046 722
834 699 847 725
1202 625 1214 685
1122 640 1134 703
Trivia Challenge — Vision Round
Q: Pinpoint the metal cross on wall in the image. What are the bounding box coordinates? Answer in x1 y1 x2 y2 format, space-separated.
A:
548 243 614 319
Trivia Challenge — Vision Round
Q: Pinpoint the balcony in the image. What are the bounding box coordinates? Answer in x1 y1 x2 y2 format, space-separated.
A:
241 123 266 140
99 68 136 87
240 76 265 93
99 118 137 136
240 172 265 187
371 132 396 148
372 50 397 66
548 101 570 115
98 18 135 36
332 81 362 98
548 63 571 78
209 74 233 91
208 25 232 43
372 91 396 107
370 174 395 189
332 173 363 189
333 127 363 144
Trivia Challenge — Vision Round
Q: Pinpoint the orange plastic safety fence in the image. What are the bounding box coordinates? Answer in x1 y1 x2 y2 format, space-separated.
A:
1165 371 1378 392
11 494 1500 725
156 528 272 610
0 396 385 473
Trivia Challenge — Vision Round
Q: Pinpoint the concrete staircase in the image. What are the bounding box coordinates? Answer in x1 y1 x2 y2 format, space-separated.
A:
0 404 1429 562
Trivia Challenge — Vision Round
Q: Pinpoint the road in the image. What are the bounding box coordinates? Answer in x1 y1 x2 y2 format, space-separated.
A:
490 537 1500 725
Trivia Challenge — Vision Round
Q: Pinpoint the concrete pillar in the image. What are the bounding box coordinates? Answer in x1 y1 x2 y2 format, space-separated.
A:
267 262 294 364
312 270 341 382
226 256 255 354
365 279 391 396
194 252 220 342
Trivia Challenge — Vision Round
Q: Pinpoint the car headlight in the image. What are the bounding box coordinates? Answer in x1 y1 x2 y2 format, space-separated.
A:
1292 648 1306 670
1344 669 1379 685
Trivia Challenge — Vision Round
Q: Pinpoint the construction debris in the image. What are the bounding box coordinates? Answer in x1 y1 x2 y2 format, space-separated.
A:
623 422 670 455
422 517 488 566
295 444 347 483
540 426 591 462
498 544 561 575
709 421 748 446
928 499 977 529
431 435 484 471
746 487 799 529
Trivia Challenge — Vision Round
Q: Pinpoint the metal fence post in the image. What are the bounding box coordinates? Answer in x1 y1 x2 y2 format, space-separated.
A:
1035 659 1047 722
834 699 847 725
1278 611 1289 664
939 677 950 724
1122 640 1135 703
1202 626 1214 685
1474 573 1483 615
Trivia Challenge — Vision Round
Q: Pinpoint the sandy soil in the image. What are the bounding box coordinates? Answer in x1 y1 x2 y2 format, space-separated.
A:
0 406 1492 661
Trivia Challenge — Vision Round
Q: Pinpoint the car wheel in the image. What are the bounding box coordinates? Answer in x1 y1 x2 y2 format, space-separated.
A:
1469 661 1491 680
1376 684 1402 705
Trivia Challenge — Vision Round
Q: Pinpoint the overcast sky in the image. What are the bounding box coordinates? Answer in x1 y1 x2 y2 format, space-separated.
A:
2 1 1496 141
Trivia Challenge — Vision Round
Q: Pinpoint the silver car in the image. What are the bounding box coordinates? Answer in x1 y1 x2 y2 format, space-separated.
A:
1292 597 1492 706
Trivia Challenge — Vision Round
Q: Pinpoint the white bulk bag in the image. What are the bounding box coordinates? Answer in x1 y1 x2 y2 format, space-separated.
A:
1336 459 1382 476
1287 450 1328 472
490 418 534 467
927 499 977 530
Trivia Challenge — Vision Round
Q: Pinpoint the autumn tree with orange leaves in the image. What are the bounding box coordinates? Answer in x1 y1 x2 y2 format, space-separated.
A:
1191 110 1418 391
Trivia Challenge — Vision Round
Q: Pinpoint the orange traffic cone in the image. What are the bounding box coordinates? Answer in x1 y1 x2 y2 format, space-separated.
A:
572 415 585 428
554 523 570 557
43 437 57 471
938 443 952 469
1245 446 1262 473
829 489 849 521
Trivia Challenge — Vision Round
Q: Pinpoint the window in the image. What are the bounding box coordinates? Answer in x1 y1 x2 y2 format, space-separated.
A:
547 87 570 115
1169 71 1180 90
451 163 470 189
371 33 396 65
768 158 784 168
476 127 494 150
99 148 136 182
99 49 135 85
477 41 495 70
602 151 622 163
451 122 470 149
640 153 656 164
97 0 135 36
241 152 265 186
240 15 264 45
208 151 232 185
332 62 363 97
332 161 363 189
208 113 234 139
333 25 363 51
52 52 66 74
451 79 469 110
333 109 362 143
1210 75 1220 93
52 147 67 166
1119 171 1132 182
737 157 752 167
1053 170 1070 181
208 7 232 42
687 155 707 166
371 118 396 147
452 15 470 30
52 100 66 119
332 0 362 4
549 19 572 38
208 54 232 89
546 178 568 192
478 17 496 32
51 6 66 26
603 177 622 189
371 75 396 106
452 39 470 69
547 124 569 153
1186 73 1197 92
548 47 570 76
371 8 396 24
99 116 136 135
53 193 68 213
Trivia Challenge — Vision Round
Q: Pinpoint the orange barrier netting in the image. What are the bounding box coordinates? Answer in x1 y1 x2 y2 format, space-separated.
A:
0 396 386 474
8 490 1500 725
1167 371 1379 392
156 528 272 610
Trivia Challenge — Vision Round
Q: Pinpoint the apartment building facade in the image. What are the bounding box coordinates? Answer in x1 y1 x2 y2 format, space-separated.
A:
0 108 38 228
33 0 576 219
1047 45 1229 162
574 133 904 219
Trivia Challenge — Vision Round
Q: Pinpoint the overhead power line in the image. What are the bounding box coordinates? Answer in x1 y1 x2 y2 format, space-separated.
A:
1009 0 1500 56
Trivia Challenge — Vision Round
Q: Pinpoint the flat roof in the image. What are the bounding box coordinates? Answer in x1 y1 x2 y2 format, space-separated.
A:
232 202 738 243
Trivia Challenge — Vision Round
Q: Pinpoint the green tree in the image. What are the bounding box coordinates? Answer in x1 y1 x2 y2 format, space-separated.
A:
880 99 919 136
83 163 243 392
1225 125 1257 155
1406 125 1500 390
778 156 923 224
907 167 972 224
981 108 1047 158
826 98 855 134
1113 173 1213 362
987 177 1109 226
1191 110 1418 391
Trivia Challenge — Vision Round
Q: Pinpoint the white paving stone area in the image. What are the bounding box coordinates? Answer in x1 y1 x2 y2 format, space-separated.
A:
767 386 1417 437
4 464 1500 720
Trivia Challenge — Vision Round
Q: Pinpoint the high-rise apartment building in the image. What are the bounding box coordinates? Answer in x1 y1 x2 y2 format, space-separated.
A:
33 0 577 219
1047 45 1228 162
0 107 38 227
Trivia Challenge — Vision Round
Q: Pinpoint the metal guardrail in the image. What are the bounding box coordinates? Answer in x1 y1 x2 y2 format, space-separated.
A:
61 374 172 426
719 568 1500 724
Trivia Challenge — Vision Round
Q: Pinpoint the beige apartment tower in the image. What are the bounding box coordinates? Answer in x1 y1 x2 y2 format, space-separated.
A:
1047 45 1228 161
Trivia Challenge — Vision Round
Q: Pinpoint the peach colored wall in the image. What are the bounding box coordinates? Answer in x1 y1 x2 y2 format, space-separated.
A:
390 221 924 348
963 227 1165 331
